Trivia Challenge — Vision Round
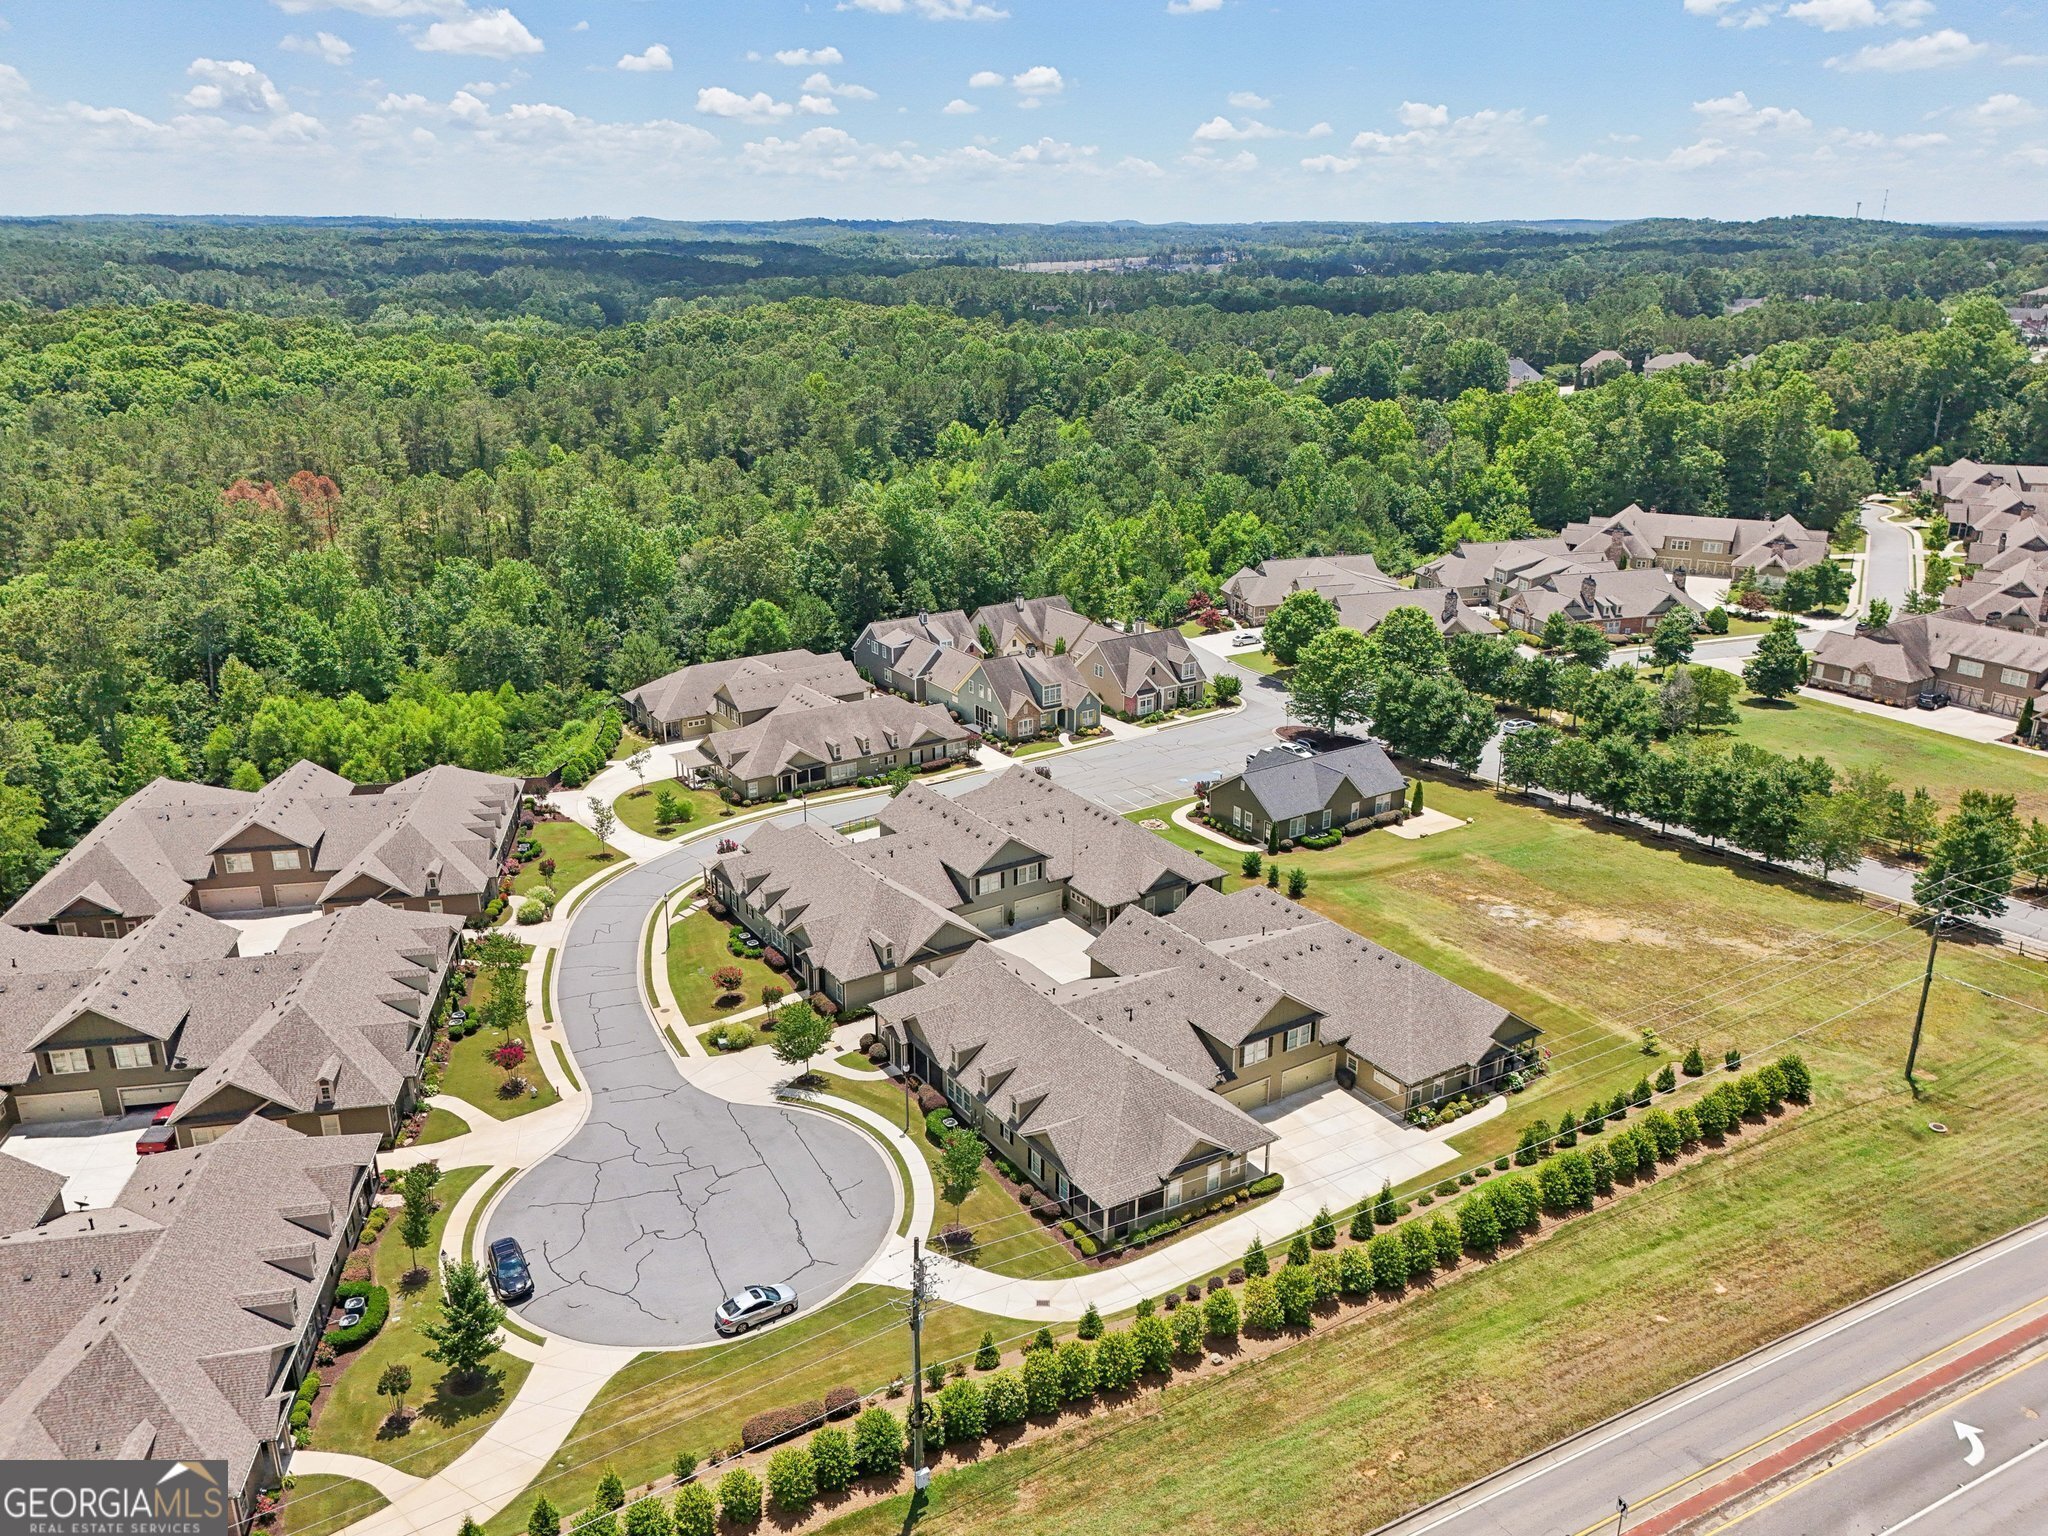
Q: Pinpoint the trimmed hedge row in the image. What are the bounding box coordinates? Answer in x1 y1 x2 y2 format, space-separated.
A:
323 1281 388 1353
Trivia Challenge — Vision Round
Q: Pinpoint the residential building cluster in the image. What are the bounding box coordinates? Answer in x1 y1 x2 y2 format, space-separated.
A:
1221 555 1492 638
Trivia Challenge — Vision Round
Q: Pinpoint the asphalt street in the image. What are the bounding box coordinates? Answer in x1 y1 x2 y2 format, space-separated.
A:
1859 499 1919 617
1371 1220 2048 1536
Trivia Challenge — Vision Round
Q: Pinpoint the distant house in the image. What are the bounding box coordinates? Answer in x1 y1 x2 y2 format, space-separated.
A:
1506 357 1544 391
0 1118 379 1533
1810 616 2048 734
1556 504 1831 586
1725 297 1766 315
1579 349 1630 385
1918 457 2048 541
620 649 868 742
3 761 521 934
1500 568 1705 638
1334 587 1495 639
685 688 974 802
852 610 1100 740
1220 554 1397 625
1204 742 1407 848
1643 350 1704 374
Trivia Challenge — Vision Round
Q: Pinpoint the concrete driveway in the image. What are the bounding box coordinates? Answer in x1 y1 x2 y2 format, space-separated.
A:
2 1111 151 1210
487 821 897 1349
1258 1084 1463 1195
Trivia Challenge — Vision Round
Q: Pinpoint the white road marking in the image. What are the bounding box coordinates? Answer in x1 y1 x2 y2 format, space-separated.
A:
1885 1435 2048 1532
1954 1420 1986 1468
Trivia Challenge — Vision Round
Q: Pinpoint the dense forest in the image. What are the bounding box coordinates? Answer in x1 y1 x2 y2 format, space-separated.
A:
0 215 2043 901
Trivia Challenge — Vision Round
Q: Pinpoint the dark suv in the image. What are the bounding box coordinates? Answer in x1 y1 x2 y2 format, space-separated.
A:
488 1237 534 1303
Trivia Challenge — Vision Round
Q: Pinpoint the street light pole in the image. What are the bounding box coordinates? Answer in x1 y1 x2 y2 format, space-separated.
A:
907 1239 931 1495
1615 1496 1629 1534
1905 911 1943 1097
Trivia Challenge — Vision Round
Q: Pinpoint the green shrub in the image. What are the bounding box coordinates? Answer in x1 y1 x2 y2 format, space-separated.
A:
1777 1052 1813 1104
1539 1149 1596 1213
851 1407 903 1476
1247 1172 1285 1198
1683 1043 1706 1076
1674 1106 1702 1150
1242 1275 1285 1332
1372 1180 1397 1226
1587 1143 1616 1196
1077 1302 1103 1339
1310 1205 1337 1249
936 1380 986 1442
974 1330 1000 1371
1131 1315 1173 1376
808 1428 854 1494
1459 1195 1502 1255
669 1485 714 1536
288 1372 321 1437
1429 1213 1463 1269
1022 1348 1062 1416
1630 1077 1653 1109
982 1369 1027 1427
595 1467 626 1512
715 1469 760 1528
1338 1244 1373 1295
1757 1063 1788 1111
1655 1063 1677 1093
1309 1250 1341 1304
1739 1074 1770 1118
924 1108 954 1146
324 1281 389 1351
1243 1236 1270 1277
1726 1046 1743 1072
1286 1230 1312 1267
1364 1232 1406 1289
527 1496 561 1536
764 1447 815 1513
1579 1101 1606 1135
1056 1340 1096 1401
1170 1305 1204 1357
1272 1265 1314 1327
1093 1331 1139 1391
621 1496 668 1536
1643 1108 1681 1160
1401 1220 1437 1278
1555 1108 1578 1148
1203 1285 1241 1339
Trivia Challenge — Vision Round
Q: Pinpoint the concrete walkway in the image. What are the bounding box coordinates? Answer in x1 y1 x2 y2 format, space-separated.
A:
289 1452 424 1502
1172 801 1259 851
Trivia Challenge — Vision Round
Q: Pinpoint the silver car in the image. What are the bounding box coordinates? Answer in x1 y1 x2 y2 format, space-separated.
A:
714 1284 797 1335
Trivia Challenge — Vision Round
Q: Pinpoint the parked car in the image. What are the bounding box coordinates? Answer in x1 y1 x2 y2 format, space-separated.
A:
487 1236 534 1303
715 1284 797 1335
1231 632 1264 649
1498 718 1542 735
136 1124 178 1156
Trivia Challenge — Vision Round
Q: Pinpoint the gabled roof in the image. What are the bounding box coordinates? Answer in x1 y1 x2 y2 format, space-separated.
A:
1643 351 1703 373
969 596 1110 657
1221 555 1396 613
871 946 1273 1210
1557 505 1830 574
0 1152 67 1233
1508 567 1704 626
699 689 972 782
1072 627 1205 703
1333 589 1494 638
0 1117 378 1499
1218 742 1406 824
1815 614 2048 686
621 649 866 727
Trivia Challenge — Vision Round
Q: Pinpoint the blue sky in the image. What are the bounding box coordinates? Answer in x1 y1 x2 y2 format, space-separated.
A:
0 0 2043 222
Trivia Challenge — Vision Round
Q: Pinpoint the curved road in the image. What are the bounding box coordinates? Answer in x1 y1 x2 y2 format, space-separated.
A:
485 807 898 1348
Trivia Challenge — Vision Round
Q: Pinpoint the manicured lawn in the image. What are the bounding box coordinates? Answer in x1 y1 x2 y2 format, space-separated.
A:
1718 692 2047 819
1132 778 2006 1175
413 1107 470 1145
822 1073 1091 1281
276 1476 385 1536
513 819 617 895
1008 737 1071 757
667 909 785 1021
1230 649 1285 676
480 1284 1019 1536
315 1166 533 1476
439 967 559 1120
835 1049 883 1073
813 940 2048 1536
613 781 730 840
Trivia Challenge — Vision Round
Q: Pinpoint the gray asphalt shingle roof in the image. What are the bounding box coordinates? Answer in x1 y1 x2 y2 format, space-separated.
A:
1219 742 1406 825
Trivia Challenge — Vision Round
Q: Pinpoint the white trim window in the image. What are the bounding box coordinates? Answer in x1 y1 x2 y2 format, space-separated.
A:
218 851 255 875
2000 667 2029 687
1955 658 1985 679
110 1043 154 1070
270 848 303 871
975 872 1003 896
47 1048 90 1074
1284 1022 1314 1052
1241 1037 1271 1068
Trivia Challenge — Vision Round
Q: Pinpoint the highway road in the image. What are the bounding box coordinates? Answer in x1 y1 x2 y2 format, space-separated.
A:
1371 1220 2048 1536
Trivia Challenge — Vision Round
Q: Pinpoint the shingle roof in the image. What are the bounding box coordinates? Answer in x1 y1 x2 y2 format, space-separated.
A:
0 1152 67 1233
699 689 972 783
1333 589 1493 638
1507 567 1704 627
1218 743 1406 825
4 763 520 927
0 1117 378 1497
1643 351 1704 373
1814 614 2048 686
871 946 1273 1210
621 649 866 728
1558 505 1830 574
1221 555 1396 613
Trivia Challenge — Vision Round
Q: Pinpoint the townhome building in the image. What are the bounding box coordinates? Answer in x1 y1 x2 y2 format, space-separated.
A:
1943 521 2048 634
872 884 1538 1241
1919 458 2048 541
1415 536 1592 606
684 688 974 802
1333 587 1496 639
1219 554 1398 625
707 767 1222 1013
1203 742 1408 848
0 1118 379 1533
1810 615 2048 734
0 899 460 1140
1553 504 1831 585
851 612 1101 741
620 649 868 742
4 761 521 936
1500 568 1706 638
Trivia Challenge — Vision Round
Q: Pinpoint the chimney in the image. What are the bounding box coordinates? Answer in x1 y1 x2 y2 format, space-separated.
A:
1580 575 1599 612
1441 589 1458 622
1671 567 1687 591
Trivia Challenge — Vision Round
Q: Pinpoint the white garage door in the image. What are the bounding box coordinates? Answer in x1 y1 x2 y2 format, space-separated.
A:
16 1089 105 1123
1280 1054 1338 1098
197 888 265 916
273 882 325 909
1011 890 1063 924
1224 1078 1270 1110
118 1084 184 1111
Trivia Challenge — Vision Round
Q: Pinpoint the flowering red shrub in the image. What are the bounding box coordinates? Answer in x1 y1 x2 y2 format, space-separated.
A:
489 1040 528 1071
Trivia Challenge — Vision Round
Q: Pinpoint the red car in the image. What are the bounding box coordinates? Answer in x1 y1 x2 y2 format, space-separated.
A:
136 1102 179 1155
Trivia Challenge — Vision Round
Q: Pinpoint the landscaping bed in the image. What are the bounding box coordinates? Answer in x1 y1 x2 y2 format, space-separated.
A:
511 817 615 896
668 909 786 1021
614 780 731 839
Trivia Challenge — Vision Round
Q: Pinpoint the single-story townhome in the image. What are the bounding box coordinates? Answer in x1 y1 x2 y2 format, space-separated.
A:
1642 350 1704 374
1334 587 1496 640
0 1117 380 1534
1809 615 2048 733
1500 568 1705 638
1204 742 1407 848
1220 555 1398 625
684 688 974 802
621 649 868 742
4 762 522 935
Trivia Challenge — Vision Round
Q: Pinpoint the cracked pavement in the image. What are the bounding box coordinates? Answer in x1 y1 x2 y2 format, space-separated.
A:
485 834 895 1348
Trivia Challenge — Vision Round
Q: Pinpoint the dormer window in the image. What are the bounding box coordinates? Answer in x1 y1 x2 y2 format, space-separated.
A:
828 742 842 761
879 941 895 968
1041 685 1062 706
425 870 439 895
1178 661 1198 681
316 1075 334 1106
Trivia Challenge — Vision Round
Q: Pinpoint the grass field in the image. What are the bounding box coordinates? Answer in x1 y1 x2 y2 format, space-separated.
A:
440 969 559 1120
316 1166 533 1476
479 1285 1019 1535
1719 693 2047 820
276 1475 386 1536
613 781 730 840
1230 649 1285 676
823 1072 1092 1281
514 819 616 895
811 896 2048 1536
413 1106 470 1145
667 909 784 1020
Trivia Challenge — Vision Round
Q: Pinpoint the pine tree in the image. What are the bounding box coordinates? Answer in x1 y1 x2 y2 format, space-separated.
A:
1286 1230 1312 1266
1310 1205 1337 1249
1243 1235 1270 1277
1373 1180 1397 1226
1683 1043 1706 1076
1077 1302 1103 1340
528 1497 560 1536
974 1330 1000 1370
595 1466 626 1512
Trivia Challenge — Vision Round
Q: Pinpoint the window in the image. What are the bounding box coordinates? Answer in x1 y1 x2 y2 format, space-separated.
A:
1955 658 1985 679
1284 1022 1314 1052
1241 1038 1271 1068
270 849 302 871
1028 1148 1044 1182
1041 685 1062 706
1289 816 1307 837
1179 661 1198 681
2001 668 2030 687
975 872 1003 897
219 851 254 875
319 1115 341 1137
1701 540 1725 555
110 1043 153 1070
47 1048 90 1074
1668 538 1691 552
1015 862 1043 885
1203 1162 1224 1194
1018 715 1037 735
1137 692 1155 712
427 901 443 914
1093 663 1104 678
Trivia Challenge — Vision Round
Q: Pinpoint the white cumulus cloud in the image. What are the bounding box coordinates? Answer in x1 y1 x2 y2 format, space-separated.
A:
773 46 843 66
695 86 794 122
1827 28 1985 70
184 58 290 115
616 44 671 72
942 97 976 114
415 7 543 58
1227 90 1270 110
967 69 1005 88
1692 90 1812 132
1786 0 1932 29
802 72 878 100
1958 92 2040 129
280 31 355 65
1167 0 1223 12
836 0 1008 19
